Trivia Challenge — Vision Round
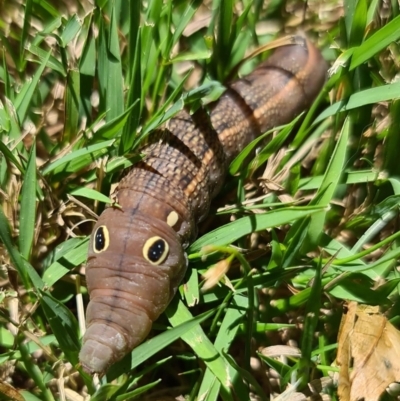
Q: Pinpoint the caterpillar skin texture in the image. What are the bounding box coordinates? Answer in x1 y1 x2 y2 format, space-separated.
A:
79 37 328 374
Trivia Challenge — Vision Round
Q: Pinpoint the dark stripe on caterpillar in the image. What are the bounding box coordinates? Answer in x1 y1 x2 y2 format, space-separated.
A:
79 36 328 375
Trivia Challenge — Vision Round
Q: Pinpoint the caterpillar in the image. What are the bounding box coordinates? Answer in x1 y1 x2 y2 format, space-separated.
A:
79 36 327 375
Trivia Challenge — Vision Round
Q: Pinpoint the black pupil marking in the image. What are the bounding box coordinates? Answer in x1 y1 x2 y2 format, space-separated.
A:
95 227 105 251
148 239 165 262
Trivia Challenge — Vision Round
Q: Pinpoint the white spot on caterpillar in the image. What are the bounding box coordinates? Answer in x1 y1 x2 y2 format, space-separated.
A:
167 211 179 227
113 331 126 351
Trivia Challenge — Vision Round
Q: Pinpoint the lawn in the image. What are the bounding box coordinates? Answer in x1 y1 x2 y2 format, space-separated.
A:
1 0 400 400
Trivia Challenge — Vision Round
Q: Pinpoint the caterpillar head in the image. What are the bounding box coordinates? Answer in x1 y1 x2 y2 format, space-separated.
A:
80 206 187 374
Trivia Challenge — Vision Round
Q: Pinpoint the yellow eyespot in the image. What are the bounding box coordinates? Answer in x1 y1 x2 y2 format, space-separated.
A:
93 225 110 253
143 236 169 265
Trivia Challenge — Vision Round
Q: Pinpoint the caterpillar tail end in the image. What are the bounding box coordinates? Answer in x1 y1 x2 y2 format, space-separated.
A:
79 324 128 375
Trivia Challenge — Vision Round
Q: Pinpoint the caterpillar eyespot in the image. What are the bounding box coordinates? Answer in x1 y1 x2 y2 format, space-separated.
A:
93 225 109 253
143 236 169 265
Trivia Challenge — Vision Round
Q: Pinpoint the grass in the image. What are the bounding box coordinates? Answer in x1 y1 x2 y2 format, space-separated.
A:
1 0 400 400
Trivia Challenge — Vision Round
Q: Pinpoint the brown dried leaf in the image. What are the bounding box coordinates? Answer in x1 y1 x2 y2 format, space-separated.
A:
201 257 231 291
0 381 25 401
261 345 301 358
336 301 400 401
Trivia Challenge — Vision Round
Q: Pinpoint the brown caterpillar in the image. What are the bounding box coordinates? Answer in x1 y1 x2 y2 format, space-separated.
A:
79 36 328 374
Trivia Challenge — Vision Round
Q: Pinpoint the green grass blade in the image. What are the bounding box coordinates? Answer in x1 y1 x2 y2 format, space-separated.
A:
166 298 249 400
189 206 325 255
2 50 11 100
42 238 89 287
63 68 80 143
229 118 300 176
4 99 22 147
224 353 267 400
0 33 18 78
244 115 302 177
184 267 200 307
19 340 55 401
120 23 141 154
306 118 350 248
69 188 112 204
26 44 66 76
92 102 137 141
135 97 185 149
258 353 291 378
39 290 80 366
314 82 400 123
272 278 331 312
98 10 124 124
80 26 96 76
0 205 43 290
169 0 203 50
213 0 233 80
348 0 367 47
31 16 62 47
41 237 84 268
298 259 322 388
383 100 400 177
327 272 383 304
41 139 115 176
282 217 311 269
114 380 161 401
90 384 121 401
14 51 51 124
0 140 23 173
107 308 216 380
19 143 37 261
366 0 380 25
20 391 45 401
197 294 248 400
126 0 140 84
60 14 82 47
350 13 400 70
19 0 33 71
